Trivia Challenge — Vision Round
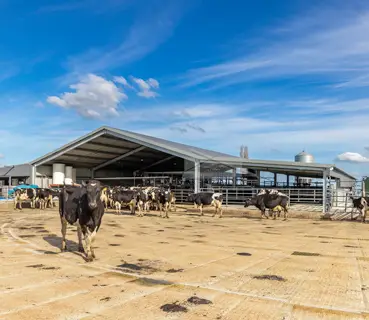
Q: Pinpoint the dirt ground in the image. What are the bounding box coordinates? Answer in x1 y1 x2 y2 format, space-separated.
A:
1 203 369 319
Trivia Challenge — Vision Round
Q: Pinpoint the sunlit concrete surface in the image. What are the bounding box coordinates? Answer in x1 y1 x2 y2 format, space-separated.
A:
1 204 369 319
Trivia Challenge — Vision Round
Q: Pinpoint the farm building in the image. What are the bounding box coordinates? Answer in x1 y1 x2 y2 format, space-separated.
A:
0 126 357 213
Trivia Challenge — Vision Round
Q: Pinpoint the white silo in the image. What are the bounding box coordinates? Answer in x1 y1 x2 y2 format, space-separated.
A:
72 168 77 183
294 150 314 185
52 163 65 185
65 166 73 180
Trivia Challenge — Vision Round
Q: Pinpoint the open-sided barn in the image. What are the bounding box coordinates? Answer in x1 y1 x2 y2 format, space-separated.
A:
0 126 357 214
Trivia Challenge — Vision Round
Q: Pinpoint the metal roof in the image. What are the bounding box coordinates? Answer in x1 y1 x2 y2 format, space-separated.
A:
0 164 32 178
29 126 356 181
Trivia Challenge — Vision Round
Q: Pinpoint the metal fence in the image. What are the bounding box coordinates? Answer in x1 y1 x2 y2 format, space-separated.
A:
172 186 324 206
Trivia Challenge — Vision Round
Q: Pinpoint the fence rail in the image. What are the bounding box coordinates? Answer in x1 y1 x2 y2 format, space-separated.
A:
172 187 324 206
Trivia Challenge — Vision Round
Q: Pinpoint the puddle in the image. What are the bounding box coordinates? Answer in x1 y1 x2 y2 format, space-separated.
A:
133 277 173 286
253 274 286 281
184 225 192 228
160 303 188 313
109 244 120 246
20 235 37 238
237 252 252 256
42 267 60 270
344 245 359 248
27 264 45 268
166 268 184 273
292 251 321 256
157 230 165 232
36 250 58 255
187 296 212 305
211 275 217 278
114 234 125 238
100 297 111 302
118 263 142 271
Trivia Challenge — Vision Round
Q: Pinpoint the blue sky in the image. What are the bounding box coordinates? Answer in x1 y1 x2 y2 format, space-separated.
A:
1 0 369 177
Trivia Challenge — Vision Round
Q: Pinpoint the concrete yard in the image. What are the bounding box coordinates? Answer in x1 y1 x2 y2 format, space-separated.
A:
1 204 369 319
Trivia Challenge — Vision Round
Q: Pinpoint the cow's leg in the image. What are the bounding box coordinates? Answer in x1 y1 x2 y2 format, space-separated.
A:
75 221 84 253
81 226 96 262
362 207 366 223
199 203 204 216
212 200 217 217
194 203 197 210
165 202 170 218
19 199 23 210
130 200 136 215
219 202 223 218
283 206 288 221
159 203 163 217
60 216 68 252
13 197 17 210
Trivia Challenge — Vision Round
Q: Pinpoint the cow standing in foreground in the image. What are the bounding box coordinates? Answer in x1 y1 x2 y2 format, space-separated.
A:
186 192 223 218
350 196 368 223
244 189 289 220
59 180 104 262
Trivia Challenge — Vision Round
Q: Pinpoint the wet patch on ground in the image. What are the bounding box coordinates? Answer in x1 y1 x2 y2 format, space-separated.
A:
117 259 163 275
157 229 165 232
344 245 359 248
19 234 37 238
133 277 173 286
253 274 286 281
35 250 58 255
237 252 252 256
187 296 213 305
292 251 321 256
192 240 206 243
26 264 60 270
114 234 125 238
160 302 188 313
109 244 121 246
100 297 111 302
166 268 184 273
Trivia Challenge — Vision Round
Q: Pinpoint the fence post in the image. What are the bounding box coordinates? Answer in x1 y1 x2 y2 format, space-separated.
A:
344 192 348 213
226 189 228 207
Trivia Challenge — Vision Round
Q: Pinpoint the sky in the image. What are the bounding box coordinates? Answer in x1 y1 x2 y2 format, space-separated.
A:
0 0 369 178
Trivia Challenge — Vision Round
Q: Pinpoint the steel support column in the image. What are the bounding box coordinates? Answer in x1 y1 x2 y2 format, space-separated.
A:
322 169 328 214
194 160 200 193
31 165 36 185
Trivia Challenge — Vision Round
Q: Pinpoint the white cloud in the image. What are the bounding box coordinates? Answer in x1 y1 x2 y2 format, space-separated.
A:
132 77 160 98
335 152 369 163
181 6 369 89
113 76 133 88
0 154 4 159
46 74 126 119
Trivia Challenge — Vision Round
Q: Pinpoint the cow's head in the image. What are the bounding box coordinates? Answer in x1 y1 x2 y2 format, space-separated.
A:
186 193 195 203
83 180 102 210
244 198 256 208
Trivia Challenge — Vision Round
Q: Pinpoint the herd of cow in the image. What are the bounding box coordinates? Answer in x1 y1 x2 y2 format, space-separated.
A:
11 181 368 262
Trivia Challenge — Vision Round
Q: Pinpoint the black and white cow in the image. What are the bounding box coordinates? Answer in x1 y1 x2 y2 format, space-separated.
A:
156 187 172 218
59 180 105 262
350 196 368 223
244 189 289 220
186 192 223 218
36 188 53 210
112 189 137 215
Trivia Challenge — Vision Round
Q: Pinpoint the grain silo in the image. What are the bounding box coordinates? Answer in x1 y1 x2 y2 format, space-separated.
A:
294 150 314 185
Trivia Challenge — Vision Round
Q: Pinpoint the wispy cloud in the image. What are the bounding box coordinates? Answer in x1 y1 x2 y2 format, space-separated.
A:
181 5 369 89
131 77 160 98
65 0 190 75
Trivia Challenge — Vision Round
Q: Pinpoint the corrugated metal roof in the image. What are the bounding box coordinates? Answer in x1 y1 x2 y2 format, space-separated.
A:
29 126 356 181
0 164 32 177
